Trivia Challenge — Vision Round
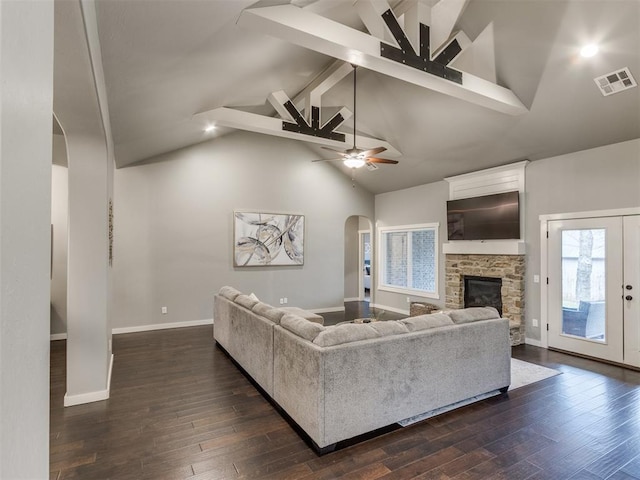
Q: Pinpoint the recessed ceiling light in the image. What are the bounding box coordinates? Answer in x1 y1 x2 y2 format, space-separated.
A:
204 125 216 133
580 44 599 58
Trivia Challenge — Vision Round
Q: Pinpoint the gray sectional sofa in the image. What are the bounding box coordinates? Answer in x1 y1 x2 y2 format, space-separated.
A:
213 286 511 452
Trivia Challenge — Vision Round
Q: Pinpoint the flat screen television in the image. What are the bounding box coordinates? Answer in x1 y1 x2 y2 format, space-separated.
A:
447 190 520 240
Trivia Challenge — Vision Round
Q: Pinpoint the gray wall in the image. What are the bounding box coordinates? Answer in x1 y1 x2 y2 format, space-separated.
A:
374 181 450 313
373 139 640 337
0 1 53 477
112 131 374 329
525 138 640 341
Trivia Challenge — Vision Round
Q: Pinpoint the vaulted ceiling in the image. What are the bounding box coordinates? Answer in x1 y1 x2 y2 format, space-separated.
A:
89 0 639 194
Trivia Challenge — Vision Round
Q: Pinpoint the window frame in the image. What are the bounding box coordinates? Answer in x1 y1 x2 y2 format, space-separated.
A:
377 222 439 299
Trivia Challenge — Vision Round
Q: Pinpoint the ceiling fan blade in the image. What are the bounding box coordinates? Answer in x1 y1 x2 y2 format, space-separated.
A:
366 157 399 164
360 146 387 157
312 158 342 163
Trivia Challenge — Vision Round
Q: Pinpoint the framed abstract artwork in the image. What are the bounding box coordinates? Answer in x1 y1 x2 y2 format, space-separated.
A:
234 212 304 267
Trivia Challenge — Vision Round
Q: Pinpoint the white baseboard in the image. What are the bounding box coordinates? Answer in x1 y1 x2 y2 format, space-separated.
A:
112 318 213 335
369 303 410 316
311 306 345 313
50 333 67 341
344 297 360 302
64 353 114 407
524 337 544 347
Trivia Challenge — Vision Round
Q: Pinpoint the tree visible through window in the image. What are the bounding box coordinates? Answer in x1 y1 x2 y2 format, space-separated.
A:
378 224 438 297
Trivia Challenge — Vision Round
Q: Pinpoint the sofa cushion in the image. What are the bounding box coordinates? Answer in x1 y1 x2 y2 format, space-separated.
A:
314 323 380 347
219 285 241 301
279 307 324 325
447 307 500 324
235 294 259 310
263 308 287 324
280 314 325 342
252 301 274 317
369 320 410 336
401 313 454 332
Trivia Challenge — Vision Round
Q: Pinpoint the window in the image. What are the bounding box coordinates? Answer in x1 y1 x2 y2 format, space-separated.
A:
378 223 439 298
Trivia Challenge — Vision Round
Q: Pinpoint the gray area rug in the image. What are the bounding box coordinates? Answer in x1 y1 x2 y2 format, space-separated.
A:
509 358 561 390
398 358 561 426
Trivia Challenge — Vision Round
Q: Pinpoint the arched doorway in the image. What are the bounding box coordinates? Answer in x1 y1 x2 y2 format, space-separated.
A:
344 215 373 304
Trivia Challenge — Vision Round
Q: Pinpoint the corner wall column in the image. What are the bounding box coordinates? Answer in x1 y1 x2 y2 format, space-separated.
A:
64 136 112 406
53 0 113 407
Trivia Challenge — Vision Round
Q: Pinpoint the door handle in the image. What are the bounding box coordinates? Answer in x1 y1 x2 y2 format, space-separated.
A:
626 295 633 301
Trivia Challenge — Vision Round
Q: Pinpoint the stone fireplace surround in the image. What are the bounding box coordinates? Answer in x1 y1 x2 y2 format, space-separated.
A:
445 254 525 345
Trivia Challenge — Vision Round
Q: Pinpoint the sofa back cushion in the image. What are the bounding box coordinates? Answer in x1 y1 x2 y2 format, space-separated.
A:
252 301 274 317
313 320 409 347
280 314 325 342
263 308 287 324
401 313 454 332
279 306 324 325
314 323 378 347
235 294 259 310
369 321 409 337
219 285 241 301
447 307 500 324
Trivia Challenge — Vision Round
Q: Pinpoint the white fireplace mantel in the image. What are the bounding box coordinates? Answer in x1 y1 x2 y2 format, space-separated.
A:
442 240 526 256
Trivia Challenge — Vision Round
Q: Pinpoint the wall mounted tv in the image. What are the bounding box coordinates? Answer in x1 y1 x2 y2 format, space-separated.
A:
447 190 520 241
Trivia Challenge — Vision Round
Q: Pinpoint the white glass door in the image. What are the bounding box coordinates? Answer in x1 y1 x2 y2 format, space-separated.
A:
623 216 640 368
548 217 624 363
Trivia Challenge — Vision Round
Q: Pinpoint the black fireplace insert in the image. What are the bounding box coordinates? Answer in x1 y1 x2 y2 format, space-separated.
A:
463 275 502 316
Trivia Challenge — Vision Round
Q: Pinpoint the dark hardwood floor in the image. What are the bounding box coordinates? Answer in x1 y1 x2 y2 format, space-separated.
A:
50 304 640 479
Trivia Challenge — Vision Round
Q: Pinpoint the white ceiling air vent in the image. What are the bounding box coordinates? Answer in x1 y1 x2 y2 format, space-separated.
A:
594 67 637 96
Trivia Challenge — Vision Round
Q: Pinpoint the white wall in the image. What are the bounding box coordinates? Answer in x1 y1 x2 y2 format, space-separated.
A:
525 138 640 341
374 181 450 313
51 162 69 335
0 1 53 478
112 131 374 329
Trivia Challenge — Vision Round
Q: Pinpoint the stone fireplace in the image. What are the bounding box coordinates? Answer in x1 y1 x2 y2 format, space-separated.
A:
446 254 525 345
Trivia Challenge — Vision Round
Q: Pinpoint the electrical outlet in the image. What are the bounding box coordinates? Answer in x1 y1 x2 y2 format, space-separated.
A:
406 296 411 303
533 275 540 283
532 318 539 327
161 306 167 314
279 298 284 305
284 297 288 304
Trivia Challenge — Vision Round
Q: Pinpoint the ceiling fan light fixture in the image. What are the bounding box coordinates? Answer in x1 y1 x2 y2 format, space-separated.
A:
343 158 366 169
580 43 599 58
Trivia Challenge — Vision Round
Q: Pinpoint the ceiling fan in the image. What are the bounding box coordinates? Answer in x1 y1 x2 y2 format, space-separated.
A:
313 64 399 170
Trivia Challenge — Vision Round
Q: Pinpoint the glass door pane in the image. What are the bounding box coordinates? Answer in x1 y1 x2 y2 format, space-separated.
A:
548 217 623 364
561 229 606 342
